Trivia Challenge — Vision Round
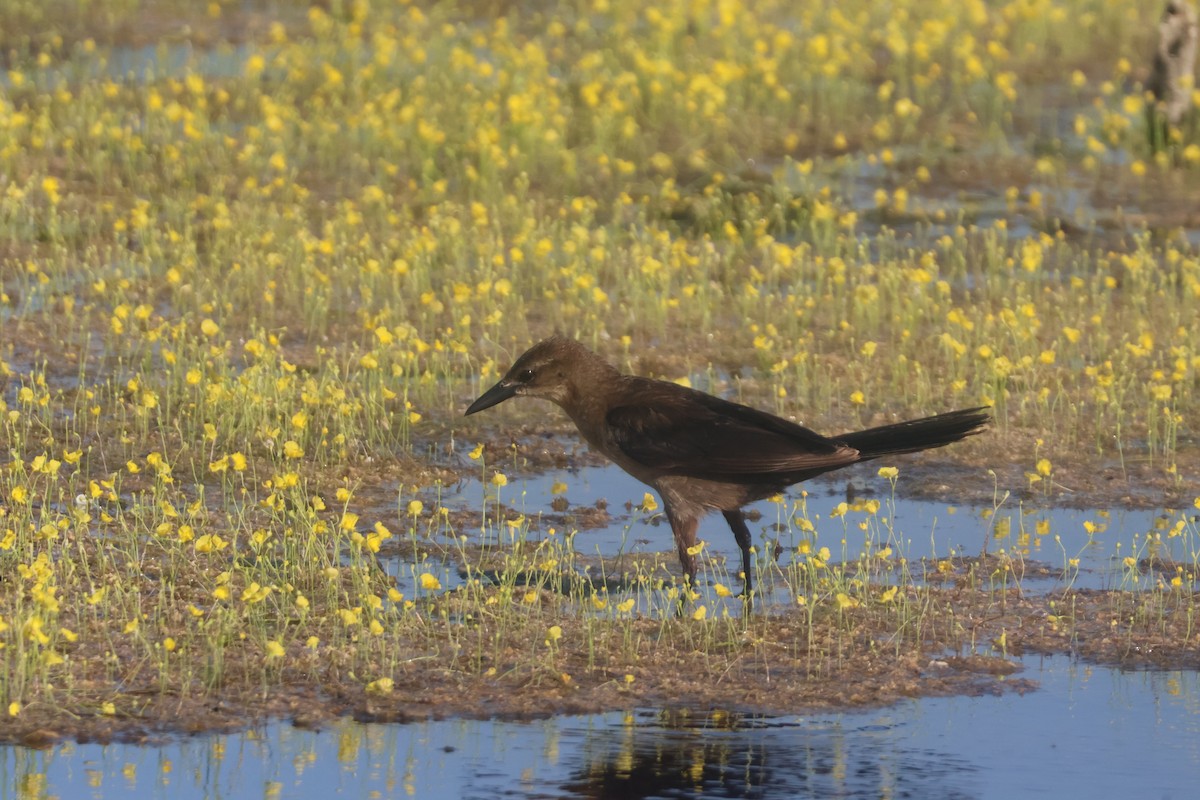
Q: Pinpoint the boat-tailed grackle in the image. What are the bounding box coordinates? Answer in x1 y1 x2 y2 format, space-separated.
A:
466 336 989 598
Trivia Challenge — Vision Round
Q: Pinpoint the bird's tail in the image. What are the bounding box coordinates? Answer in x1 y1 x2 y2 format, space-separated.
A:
837 407 991 460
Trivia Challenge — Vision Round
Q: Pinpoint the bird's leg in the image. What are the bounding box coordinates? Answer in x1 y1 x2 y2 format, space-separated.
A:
722 510 754 600
666 510 699 599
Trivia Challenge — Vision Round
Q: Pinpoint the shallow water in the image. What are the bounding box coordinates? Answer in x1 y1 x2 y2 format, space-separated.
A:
3 654 1194 799
429 461 1192 598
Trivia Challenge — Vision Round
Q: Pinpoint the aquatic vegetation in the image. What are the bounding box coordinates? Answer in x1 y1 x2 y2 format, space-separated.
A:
1 0 1199 741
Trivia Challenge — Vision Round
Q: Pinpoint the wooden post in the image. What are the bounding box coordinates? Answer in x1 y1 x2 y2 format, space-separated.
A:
1148 1 1198 126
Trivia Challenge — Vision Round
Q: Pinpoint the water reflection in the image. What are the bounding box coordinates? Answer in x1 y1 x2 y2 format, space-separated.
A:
3 655 1196 799
561 711 976 799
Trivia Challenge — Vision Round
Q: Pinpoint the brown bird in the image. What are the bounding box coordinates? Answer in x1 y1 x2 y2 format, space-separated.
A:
466 336 989 597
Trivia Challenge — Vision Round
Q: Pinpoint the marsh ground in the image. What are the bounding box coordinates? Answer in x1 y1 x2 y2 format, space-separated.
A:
1 0 1199 745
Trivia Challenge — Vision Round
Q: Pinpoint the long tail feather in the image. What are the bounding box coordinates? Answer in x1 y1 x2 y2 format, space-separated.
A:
837 407 991 460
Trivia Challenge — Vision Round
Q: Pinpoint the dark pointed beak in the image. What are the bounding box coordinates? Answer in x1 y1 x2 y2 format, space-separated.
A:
465 379 518 415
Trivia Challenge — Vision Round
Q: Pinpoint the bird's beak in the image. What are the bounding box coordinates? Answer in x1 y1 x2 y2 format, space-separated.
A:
465 379 518 415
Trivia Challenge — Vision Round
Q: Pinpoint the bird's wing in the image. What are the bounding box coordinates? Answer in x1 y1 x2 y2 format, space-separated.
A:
606 390 860 482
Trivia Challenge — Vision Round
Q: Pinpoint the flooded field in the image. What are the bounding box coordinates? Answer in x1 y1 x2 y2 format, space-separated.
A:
3 655 1196 799
2 0 1200 795
431 458 1192 597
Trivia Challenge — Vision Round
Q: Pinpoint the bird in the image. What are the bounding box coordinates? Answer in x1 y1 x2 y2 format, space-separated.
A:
465 336 989 599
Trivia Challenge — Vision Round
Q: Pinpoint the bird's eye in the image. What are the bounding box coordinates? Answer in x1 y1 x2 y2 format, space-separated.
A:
517 368 535 383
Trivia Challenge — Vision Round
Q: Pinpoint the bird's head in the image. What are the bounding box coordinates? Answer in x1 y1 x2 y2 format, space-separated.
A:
465 336 589 415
